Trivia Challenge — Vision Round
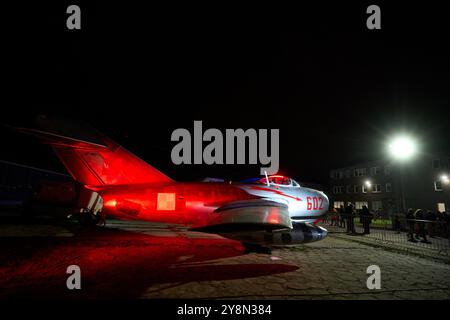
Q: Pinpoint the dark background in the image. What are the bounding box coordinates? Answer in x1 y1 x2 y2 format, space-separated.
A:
2 2 450 185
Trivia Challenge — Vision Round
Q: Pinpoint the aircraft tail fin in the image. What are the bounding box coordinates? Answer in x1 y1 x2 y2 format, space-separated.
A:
16 117 173 186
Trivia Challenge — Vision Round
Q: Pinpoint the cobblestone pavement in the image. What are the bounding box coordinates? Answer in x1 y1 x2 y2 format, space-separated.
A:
105 221 450 299
321 222 450 263
1 219 450 299
142 235 450 299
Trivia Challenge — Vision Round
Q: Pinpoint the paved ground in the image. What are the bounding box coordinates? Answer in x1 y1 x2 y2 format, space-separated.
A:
322 222 450 263
1 218 450 299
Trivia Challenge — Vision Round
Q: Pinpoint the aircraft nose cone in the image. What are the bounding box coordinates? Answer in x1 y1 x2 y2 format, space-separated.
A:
320 192 330 212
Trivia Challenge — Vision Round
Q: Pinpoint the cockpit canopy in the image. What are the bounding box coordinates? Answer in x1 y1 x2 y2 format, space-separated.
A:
245 175 301 187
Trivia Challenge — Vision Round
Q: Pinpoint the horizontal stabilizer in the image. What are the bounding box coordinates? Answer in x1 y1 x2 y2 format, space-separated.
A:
15 127 108 150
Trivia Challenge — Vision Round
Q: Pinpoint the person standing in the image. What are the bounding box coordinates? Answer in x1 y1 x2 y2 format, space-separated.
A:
345 203 355 234
332 207 338 226
329 210 336 226
445 211 450 240
360 205 373 234
426 210 437 238
437 210 445 236
415 209 431 244
406 208 417 242
393 214 401 233
339 205 346 228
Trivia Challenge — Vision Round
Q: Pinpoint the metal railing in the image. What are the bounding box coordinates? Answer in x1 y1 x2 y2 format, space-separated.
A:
321 214 450 256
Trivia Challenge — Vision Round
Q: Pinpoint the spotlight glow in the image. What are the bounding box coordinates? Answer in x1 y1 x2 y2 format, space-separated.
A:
388 136 417 160
442 175 449 184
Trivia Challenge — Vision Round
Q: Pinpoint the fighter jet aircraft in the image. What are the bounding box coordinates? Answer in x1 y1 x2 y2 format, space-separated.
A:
15 117 329 249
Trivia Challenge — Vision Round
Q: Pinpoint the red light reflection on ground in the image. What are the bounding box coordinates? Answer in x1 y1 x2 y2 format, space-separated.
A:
0 227 298 299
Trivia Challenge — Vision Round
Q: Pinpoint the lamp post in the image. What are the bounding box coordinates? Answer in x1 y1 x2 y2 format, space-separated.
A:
388 135 417 214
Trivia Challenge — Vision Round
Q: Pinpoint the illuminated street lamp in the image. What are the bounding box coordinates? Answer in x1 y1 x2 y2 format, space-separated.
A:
442 175 450 184
388 136 417 160
387 135 418 213
365 180 371 187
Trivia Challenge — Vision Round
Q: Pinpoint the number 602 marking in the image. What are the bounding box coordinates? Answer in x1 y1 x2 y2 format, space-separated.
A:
306 196 323 210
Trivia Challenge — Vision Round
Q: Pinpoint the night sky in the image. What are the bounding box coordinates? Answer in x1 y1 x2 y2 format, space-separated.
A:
2 2 450 185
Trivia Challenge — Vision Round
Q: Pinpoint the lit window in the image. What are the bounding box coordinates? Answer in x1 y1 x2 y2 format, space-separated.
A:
362 184 368 193
437 203 446 212
333 201 344 209
355 201 368 210
434 181 443 191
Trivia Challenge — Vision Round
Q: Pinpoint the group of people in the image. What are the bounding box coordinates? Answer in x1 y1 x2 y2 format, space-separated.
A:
403 208 449 243
327 204 450 243
329 203 374 235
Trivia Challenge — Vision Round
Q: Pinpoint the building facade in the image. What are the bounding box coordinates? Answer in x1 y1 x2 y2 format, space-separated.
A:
329 154 450 215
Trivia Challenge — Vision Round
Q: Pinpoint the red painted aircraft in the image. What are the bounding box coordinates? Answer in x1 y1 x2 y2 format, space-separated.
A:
16 117 328 249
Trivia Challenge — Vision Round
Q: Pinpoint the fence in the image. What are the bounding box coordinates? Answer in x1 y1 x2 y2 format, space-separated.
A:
321 214 450 256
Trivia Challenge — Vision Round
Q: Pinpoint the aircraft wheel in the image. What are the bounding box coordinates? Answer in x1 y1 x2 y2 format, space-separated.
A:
78 210 100 226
